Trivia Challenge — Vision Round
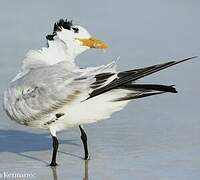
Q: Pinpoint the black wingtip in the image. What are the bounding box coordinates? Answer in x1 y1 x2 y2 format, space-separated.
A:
185 56 198 59
177 56 198 63
188 56 198 59
83 56 197 101
170 85 178 93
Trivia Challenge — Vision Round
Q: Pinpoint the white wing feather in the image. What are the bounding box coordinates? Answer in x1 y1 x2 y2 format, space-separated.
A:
4 60 124 129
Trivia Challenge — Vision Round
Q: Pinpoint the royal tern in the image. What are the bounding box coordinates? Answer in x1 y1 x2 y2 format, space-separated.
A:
3 19 197 166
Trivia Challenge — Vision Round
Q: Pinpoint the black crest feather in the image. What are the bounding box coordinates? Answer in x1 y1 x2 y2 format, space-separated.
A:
46 34 55 41
53 18 73 32
46 18 74 41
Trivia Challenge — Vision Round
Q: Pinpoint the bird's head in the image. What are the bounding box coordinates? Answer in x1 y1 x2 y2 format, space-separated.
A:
46 19 108 58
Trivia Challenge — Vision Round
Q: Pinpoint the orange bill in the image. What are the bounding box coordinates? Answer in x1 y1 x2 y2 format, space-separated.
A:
78 37 108 49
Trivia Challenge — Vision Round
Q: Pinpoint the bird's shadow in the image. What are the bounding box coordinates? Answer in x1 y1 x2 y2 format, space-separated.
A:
0 129 81 165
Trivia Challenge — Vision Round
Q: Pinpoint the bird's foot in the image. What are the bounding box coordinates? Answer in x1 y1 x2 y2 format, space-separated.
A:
84 154 90 160
49 161 58 167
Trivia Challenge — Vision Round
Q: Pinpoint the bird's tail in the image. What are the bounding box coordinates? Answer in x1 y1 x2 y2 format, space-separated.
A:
87 56 197 100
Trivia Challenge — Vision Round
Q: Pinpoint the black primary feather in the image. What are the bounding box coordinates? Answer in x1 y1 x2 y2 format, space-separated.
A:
121 84 177 93
113 92 165 101
85 56 197 101
113 84 177 101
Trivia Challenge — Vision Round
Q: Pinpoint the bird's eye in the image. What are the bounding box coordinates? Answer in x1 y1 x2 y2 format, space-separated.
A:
72 27 79 33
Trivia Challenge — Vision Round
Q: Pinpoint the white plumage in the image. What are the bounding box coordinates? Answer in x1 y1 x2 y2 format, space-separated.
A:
3 18 196 165
4 59 131 130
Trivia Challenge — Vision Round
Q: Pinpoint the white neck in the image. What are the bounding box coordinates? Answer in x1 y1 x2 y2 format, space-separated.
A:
22 38 78 70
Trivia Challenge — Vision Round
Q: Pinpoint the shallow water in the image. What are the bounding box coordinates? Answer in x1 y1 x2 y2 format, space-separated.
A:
0 0 200 179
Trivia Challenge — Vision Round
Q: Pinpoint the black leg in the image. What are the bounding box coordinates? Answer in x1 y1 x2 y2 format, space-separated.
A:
50 136 59 166
79 125 89 160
